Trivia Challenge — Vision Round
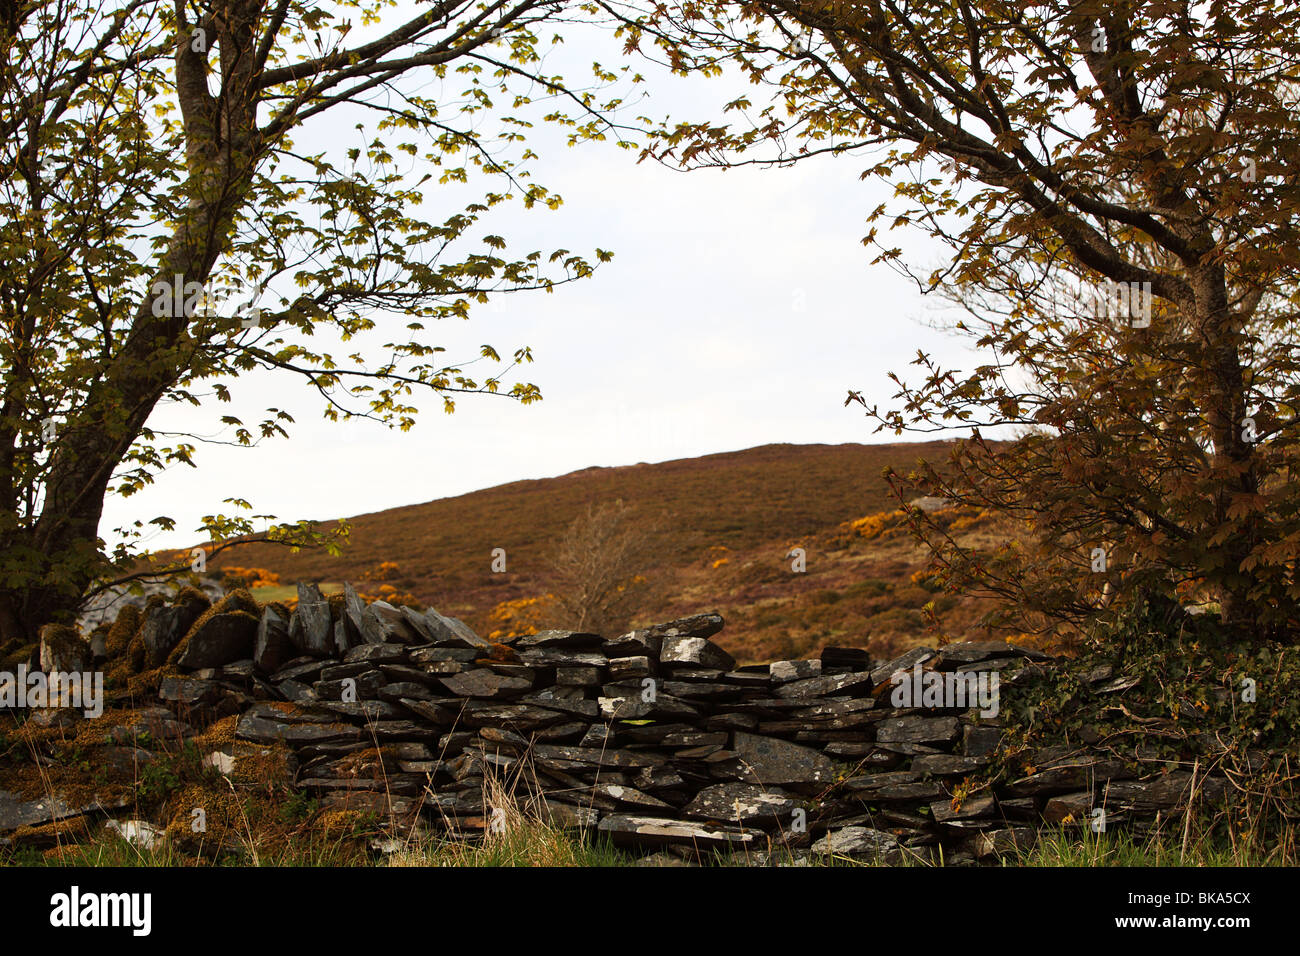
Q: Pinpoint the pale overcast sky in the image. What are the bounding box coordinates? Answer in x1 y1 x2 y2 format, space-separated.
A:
99 9 980 553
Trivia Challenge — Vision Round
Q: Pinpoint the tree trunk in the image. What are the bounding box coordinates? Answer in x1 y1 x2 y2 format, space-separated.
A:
2 4 266 648
1195 264 1262 636
0 521 104 647
0 581 79 648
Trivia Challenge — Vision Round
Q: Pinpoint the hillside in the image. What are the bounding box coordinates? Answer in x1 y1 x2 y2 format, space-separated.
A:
207 440 1008 664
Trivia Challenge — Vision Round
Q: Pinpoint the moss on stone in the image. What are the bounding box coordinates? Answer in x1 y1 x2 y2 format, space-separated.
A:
40 623 82 644
12 814 92 848
173 585 211 610
124 663 182 698
104 662 129 690
38 624 90 673
125 631 147 674
120 595 166 676
104 604 143 660
165 588 260 667
328 592 347 621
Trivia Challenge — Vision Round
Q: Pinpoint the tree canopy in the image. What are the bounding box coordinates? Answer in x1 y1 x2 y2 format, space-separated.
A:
607 0 1300 643
0 0 641 642
8 0 1300 650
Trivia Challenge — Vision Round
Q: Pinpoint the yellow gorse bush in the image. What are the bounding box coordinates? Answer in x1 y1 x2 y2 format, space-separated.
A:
219 566 281 589
487 594 557 640
845 509 908 541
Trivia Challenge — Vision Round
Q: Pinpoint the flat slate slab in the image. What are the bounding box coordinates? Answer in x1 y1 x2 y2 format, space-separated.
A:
682 783 799 825
811 826 899 858
935 641 1036 669
660 635 736 671
869 646 936 688
438 669 532 699
732 731 835 786
516 629 604 649
0 790 129 833
875 716 961 745
965 826 1037 859
773 671 873 699
770 660 822 683
931 793 997 823
598 813 755 850
648 613 726 641
1003 757 1130 796
235 714 362 747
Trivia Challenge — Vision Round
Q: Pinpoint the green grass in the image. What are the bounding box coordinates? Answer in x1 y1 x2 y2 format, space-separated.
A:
9 819 1286 867
1017 825 1293 867
6 835 374 867
390 829 634 867
2 826 636 868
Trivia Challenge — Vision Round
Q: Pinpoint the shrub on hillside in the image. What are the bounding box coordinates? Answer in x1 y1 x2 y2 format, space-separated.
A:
216 566 280 589
545 500 660 636
487 595 557 640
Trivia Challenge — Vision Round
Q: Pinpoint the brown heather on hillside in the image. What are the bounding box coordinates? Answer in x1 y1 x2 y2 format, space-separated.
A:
205 441 1015 664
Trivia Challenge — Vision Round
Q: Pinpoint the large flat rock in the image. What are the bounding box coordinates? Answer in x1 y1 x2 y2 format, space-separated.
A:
0 790 129 833
732 731 835 786
598 813 755 850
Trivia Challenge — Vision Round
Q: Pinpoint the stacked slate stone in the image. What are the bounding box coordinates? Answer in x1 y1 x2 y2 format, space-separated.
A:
138 583 1229 862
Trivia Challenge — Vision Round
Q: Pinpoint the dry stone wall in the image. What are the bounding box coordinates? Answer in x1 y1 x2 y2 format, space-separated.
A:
9 582 1232 861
